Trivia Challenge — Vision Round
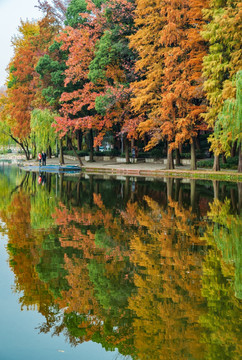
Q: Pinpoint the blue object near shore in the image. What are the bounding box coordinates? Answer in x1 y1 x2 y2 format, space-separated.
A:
23 164 82 173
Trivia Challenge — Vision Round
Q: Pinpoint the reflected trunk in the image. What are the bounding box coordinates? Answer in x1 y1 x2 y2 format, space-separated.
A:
213 180 219 199
190 180 196 212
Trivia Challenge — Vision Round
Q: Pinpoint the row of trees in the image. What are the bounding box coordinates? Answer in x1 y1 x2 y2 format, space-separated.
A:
0 0 241 171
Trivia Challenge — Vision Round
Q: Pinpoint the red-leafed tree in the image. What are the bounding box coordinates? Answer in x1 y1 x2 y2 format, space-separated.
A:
54 0 140 163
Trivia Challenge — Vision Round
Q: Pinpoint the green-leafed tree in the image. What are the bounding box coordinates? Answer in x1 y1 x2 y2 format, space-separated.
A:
31 109 57 157
202 0 242 170
213 71 242 172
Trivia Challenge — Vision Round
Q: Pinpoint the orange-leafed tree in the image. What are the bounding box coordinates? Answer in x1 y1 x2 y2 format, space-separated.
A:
130 0 208 169
3 14 60 159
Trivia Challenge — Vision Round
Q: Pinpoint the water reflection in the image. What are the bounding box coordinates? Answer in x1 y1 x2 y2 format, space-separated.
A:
0 165 241 360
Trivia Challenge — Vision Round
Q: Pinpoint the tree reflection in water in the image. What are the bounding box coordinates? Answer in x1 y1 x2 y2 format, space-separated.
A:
0 168 241 360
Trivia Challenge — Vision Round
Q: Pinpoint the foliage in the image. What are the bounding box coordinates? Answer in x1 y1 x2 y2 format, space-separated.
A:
130 0 207 151
202 0 242 155
31 108 57 153
212 71 242 156
197 156 239 169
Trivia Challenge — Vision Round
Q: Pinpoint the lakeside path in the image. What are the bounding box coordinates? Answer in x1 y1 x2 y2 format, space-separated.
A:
1 153 241 182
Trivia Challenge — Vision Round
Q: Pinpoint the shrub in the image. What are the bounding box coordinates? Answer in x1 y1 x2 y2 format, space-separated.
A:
197 156 238 169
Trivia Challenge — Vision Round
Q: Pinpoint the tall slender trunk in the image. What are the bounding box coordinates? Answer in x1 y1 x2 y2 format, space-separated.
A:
190 179 196 212
175 148 181 166
125 136 130 164
175 179 181 201
89 129 94 162
231 141 237 157
76 130 82 151
48 145 52 159
213 180 219 200
59 173 64 198
238 182 242 214
230 189 237 212
195 135 201 151
59 138 64 165
166 144 174 170
70 138 83 166
190 138 197 170
167 178 174 201
213 155 220 171
238 144 242 173
222 153 227 164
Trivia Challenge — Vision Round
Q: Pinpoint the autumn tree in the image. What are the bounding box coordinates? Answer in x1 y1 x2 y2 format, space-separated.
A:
202 0 242 171
130 0 208 170
3 20 40 159
87 0 139 162
2 11 61 160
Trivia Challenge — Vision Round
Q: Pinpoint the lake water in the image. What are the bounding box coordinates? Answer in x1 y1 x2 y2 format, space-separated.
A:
0 165 241 360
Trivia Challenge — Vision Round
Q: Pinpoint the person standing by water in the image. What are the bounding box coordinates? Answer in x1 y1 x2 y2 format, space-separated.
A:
42 151 46 166
38 152 42 166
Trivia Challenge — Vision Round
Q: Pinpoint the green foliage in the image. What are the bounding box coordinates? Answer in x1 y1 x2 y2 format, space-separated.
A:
65 0 88 27
213 71 242 156
30 108 57 153
36 234 70 298
30 185 58 229
36 53 66 106
64 313 87 337
202 0 241 156
95 91 116 115
65 0 107 27
0 121 12 147
197 156 238 169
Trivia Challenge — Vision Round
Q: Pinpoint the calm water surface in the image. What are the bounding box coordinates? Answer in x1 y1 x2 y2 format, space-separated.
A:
0 165 241 360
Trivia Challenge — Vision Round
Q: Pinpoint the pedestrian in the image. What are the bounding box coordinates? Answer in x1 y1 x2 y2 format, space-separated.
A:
132 147 135 163
42 151 46 166
38 152 42 166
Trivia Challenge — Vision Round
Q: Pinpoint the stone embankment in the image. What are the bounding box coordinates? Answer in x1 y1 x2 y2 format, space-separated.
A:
1 153 241 182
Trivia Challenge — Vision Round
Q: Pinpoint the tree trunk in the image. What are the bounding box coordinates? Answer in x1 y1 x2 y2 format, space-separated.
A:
238 182 242 214
238 144 242 173
70 138 83 166
190 138 197 170
76 130 82 151
59 138 64 165
89 129 94 162
195 135 201 151
222 153 227 164
178 186 183 206
21 144 30 160
167 178 174 202
213 155 220 171
175 148 181 166
32 143 36 159
213 180 219 200
125 136 130 164
190 179 196 212
48 145 52 159
67 135 72 150
230 188 237 212
166 144 174 170
175 179 181 201
59 173 64 198
231 141 237 157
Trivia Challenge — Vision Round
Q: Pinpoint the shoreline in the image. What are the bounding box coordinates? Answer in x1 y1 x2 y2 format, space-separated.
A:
1 154 241 182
